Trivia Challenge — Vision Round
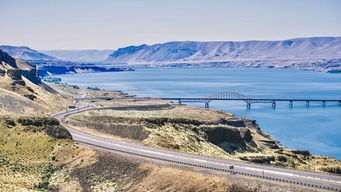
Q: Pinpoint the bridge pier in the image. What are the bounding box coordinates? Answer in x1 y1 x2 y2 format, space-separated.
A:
160 93 340 109
289 100 293 108
322 101 326 107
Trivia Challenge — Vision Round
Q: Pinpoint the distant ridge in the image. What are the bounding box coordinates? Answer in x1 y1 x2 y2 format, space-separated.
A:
0 45 58 61
41 49 114 63
2 36 340 72
104 37 341 64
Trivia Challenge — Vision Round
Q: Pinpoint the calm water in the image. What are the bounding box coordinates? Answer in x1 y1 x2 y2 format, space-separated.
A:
56 67 341 159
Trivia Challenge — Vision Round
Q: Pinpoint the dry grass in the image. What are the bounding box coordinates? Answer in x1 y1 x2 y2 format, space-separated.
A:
48 83 83 99
0 116 328 192
0 78 73 116
50 146 265 192
128 164 232 192
65 99 341 174
0 117 71 191
80 102 235 122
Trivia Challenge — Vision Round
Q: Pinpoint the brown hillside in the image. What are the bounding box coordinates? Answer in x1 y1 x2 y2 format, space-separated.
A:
0 50 72 115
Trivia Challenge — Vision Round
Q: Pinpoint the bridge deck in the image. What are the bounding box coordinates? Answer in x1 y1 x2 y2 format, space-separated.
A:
161 98 341 102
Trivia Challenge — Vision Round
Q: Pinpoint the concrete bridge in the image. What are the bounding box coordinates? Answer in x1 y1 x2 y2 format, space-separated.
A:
161 92 341 109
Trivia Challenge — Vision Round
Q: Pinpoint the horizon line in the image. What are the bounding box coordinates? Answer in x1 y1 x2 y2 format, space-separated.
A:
1 35 340 51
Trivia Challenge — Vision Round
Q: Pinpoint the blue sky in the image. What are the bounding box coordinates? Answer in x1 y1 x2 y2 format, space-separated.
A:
0 0 340 50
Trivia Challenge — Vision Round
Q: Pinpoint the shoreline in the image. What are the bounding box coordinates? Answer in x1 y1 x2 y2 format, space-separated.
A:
48 67 341 160
51 84 340 175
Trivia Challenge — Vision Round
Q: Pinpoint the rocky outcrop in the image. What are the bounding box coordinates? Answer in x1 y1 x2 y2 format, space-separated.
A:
6 69 26 86
6 69 22 80
202 126 256 152
1 50 43 86
0 50 17 68
69 115 258 153
290 149 310 156
0 69 5 76
259 140 280 149
239 155 276 164
204 127 245 145
21 67 41 84
16 116 72 139
240 128 252 142
17 116 60 127
218 118 246 127
320 166 341 174
45 125 72 139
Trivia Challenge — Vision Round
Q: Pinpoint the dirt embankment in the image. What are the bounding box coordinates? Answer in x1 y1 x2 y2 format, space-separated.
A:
65 102 341 175
1 116 277 192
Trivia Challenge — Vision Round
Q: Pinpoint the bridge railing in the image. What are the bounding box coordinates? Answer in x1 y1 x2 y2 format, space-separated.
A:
166 92 341 109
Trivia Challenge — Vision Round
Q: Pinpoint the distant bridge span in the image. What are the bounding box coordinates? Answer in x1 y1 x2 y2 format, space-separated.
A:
75 91 341 109
160 92 341 109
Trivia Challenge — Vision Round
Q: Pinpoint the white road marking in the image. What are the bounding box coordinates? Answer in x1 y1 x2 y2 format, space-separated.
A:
53 106 341 189
71 132 341 185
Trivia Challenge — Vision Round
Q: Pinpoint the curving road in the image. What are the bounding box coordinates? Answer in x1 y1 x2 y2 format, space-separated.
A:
53 106 341 191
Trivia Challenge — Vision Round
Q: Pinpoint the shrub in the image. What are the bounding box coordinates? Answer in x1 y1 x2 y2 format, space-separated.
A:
17 116 60 127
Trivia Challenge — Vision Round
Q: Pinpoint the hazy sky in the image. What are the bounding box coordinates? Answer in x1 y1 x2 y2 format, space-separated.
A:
1 0 340 50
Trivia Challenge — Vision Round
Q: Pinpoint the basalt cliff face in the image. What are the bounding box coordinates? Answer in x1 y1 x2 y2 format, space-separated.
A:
0 50 41 85
0 50 70 115
0 46 134 76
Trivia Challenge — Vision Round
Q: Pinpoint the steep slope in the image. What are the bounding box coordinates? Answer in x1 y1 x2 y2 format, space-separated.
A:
41 49 114 63
0 45 58 61
0 50 71 115
104 37 341 71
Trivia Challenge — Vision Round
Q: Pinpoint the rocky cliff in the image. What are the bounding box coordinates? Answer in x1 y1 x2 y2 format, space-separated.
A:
0 50 68 115
0 50 41 85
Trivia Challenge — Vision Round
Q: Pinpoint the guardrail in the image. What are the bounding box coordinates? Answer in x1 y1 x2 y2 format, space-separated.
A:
54 103 341 191
78 140 340 191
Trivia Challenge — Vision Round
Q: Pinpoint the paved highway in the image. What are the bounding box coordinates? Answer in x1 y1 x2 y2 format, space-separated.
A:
53 106 341 191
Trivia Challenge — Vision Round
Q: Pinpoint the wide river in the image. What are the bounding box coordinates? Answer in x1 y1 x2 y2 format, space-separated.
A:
56 67 341 159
